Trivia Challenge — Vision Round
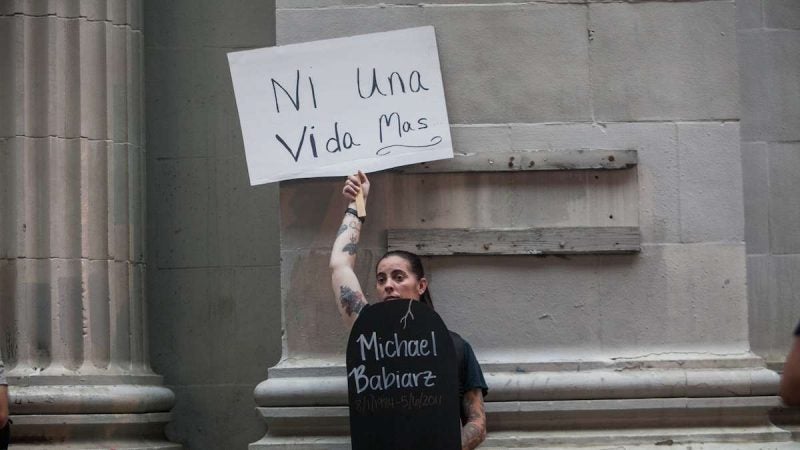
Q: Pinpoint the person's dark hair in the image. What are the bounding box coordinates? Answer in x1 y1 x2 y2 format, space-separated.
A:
377 250 433 309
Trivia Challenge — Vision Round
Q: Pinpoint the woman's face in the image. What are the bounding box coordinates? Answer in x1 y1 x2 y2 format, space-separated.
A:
375 255 427 302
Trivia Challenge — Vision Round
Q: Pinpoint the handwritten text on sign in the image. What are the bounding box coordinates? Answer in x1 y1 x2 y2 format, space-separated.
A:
227 27 453 185
346 301 460 450
349 331 440 394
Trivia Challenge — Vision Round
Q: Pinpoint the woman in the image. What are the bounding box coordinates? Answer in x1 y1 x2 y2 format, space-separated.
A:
329 171 488 450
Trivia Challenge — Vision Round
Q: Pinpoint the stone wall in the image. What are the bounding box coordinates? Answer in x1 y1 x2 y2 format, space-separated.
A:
144 2 280 449
250 0 794 448
738 0 800 366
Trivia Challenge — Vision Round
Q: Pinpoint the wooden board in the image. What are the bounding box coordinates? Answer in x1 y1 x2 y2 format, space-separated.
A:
387 227 641 255
394 149 637 173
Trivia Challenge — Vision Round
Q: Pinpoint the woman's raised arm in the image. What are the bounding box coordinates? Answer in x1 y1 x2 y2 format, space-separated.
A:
329 171 370 329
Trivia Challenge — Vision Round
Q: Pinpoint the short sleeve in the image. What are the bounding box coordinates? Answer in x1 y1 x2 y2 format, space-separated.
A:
795 320 800 337
462 341 488 398
0 359 6 386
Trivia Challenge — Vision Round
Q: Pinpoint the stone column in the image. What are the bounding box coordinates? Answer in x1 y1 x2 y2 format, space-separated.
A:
0 1 177 447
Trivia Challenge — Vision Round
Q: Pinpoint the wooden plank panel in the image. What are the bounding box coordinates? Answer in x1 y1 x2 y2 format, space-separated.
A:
394 149 637 173
387 227 641 255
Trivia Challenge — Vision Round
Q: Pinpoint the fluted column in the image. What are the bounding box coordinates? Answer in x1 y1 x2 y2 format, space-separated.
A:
0 1 177 447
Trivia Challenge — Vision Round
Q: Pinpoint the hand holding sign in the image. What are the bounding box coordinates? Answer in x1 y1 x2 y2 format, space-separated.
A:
343 171 369 217
228 26 453 185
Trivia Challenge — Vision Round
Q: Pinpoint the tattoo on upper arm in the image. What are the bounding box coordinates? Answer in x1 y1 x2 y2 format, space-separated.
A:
342 235 358 255
339 286 365 316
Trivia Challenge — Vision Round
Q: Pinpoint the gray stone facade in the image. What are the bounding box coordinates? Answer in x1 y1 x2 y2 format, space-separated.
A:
739 0 800 367
0 0 798 449
252 0 800 448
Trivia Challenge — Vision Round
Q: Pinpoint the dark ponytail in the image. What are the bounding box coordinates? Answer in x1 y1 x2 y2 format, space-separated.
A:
378 250 434 310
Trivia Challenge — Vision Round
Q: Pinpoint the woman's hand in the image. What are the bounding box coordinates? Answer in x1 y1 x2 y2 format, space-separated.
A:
343 170 370 203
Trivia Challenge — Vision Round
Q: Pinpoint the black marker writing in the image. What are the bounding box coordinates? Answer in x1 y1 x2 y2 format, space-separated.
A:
357 68 430 100
379 113 429 143
276 122 359 162
271 69 318 113
275 125 318 162
326 121 361 153
376 136 443 157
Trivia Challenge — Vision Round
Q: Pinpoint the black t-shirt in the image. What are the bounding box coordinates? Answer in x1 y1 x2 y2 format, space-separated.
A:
451 332 489 398
795 320 800 337
448 331 488 425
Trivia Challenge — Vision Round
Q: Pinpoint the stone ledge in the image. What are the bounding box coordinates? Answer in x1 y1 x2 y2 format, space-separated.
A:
252 398 796 448
9 412 178 446
9 385 175 414
255 358 779 406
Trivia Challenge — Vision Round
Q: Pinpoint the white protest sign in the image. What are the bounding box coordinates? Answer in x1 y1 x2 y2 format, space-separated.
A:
228 26 453 185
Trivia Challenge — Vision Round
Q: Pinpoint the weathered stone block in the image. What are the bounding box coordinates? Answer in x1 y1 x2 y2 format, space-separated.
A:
677 122 744 243
144 0 275 48
277 3 592 123
58 16 83 140
145 48 238 159
149 157 211 268
127 31 144 147
774 254 800 316
739 30 800 142
768 143 800 253
214 155 281 267
83 139 111 259
510 122 680 244
79 20 110 140
130 145 146 263
48 137 83 259
22 16 55 138
148 266 281 384
747 254 780 361
737 0 764 30
108 143 131 262
425 243 747 356
741 142 769 254
764 0 800 30
167 384 266 450
278 242 748 361
0 17 15 138
590 2 738 121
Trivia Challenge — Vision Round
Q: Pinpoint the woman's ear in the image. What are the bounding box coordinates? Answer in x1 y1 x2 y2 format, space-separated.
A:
418 277 428 295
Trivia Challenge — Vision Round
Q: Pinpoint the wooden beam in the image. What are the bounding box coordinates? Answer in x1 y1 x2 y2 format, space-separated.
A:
394 149 637 173
387 227 641 255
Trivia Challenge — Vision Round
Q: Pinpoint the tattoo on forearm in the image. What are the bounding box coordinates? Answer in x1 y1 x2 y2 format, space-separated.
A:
461 392 486 450
336 224 348 237
339 286 365 316
461 423 482 449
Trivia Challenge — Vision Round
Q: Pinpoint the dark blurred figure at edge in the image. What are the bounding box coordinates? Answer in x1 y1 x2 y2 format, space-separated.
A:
780 321 800 407
0 357 9 449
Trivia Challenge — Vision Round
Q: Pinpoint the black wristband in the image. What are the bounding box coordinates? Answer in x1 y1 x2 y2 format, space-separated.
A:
345 207 365 223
